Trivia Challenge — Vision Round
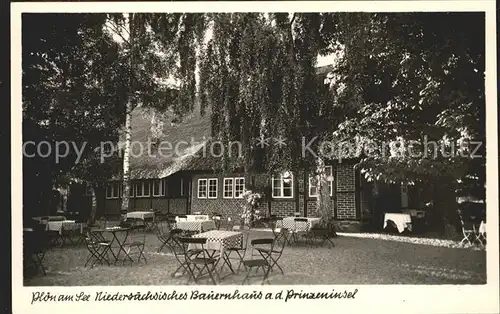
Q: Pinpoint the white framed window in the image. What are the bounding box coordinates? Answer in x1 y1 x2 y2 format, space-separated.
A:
222 177 246 199
272 172 294 198
106 183 120 199
309 166 334 197
234 177 245 198
152 180 165 197
134 181 150 198
223 178 234 199
208 178 218 199
198 179 207 199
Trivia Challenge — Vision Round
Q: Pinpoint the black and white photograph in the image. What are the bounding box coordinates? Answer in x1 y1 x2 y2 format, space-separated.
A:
11 1 498 313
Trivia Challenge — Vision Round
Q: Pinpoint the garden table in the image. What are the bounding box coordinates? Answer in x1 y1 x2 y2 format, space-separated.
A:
175 220 216 233
383 213 412 233
126 211 155 220
176 214 211 222
47 220 82 234
190 230 243 276
92 227 133 264
277 217 321 232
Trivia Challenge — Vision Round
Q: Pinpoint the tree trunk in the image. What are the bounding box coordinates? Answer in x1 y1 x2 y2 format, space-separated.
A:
316 157 331 225
121 13 134 213
89 185 97 224
432 177 460 239
121 98 132 212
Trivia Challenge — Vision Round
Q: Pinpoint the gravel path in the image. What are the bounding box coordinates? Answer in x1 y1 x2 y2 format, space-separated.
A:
24 231 486 286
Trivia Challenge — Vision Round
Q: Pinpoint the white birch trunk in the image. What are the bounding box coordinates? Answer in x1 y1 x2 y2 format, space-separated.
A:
121 91 132 212
121 13 134 213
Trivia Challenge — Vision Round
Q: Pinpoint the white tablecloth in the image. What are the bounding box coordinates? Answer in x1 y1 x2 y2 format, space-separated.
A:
277 217 321 232
189 230 243 257
47 220 82 235
384 213 412 233
180 214 210 221
175 220 216 232
126 211 155 220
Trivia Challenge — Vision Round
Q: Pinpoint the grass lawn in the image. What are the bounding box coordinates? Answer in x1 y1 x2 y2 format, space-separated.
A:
23 230 486 286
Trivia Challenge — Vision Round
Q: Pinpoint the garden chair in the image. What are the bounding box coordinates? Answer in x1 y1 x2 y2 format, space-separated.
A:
169 229 197 279
178 237 220 285
122 223 147 264
241 238 274 285
254 228 288 276
143 216 157 232
154 219 173 253
83 230 112 268
225 217 235 231
292 218 312 246
458 212 480 246
223 227 250 274
476 220 486 247
309 226 335 248
212 213 222 230
23 229 47 276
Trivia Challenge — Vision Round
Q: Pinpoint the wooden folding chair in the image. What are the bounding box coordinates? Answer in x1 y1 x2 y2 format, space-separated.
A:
242 238 274 285
292 218 312 246
254 229 289 276
309 226 335 248
224 227 250 274
476 221 486 247
225 217 235 231
459 214 479 246
84 231 112 268
212 213 222 230
154 219 174 253
178 237 220 285
123 224 147 264
23 229 47 276
169 230 196 279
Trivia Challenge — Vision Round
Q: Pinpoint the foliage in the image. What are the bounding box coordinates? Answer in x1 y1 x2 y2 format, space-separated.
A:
199 13 343 174
240 190 264 227
22 13 129 214
330 13 485 198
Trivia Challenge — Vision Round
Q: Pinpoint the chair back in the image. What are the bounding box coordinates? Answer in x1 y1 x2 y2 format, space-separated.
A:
272 228 289 259
24 229 46 255
212 214 222 230
225 217 235 231
178 237 210 260
249 238 274 259
128 223 146 244
153 220 169 241
458 211 477 231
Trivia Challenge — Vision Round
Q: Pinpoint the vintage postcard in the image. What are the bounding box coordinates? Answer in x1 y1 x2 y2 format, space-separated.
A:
11 1 499 313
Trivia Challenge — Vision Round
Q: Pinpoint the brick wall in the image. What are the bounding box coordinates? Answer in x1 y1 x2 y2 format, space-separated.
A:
335 163 357 219
270 201 298 217
190 174 247 222
168 198 188 214
188 162 361 221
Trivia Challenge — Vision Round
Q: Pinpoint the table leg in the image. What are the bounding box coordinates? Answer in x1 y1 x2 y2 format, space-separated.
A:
113 231 134 265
